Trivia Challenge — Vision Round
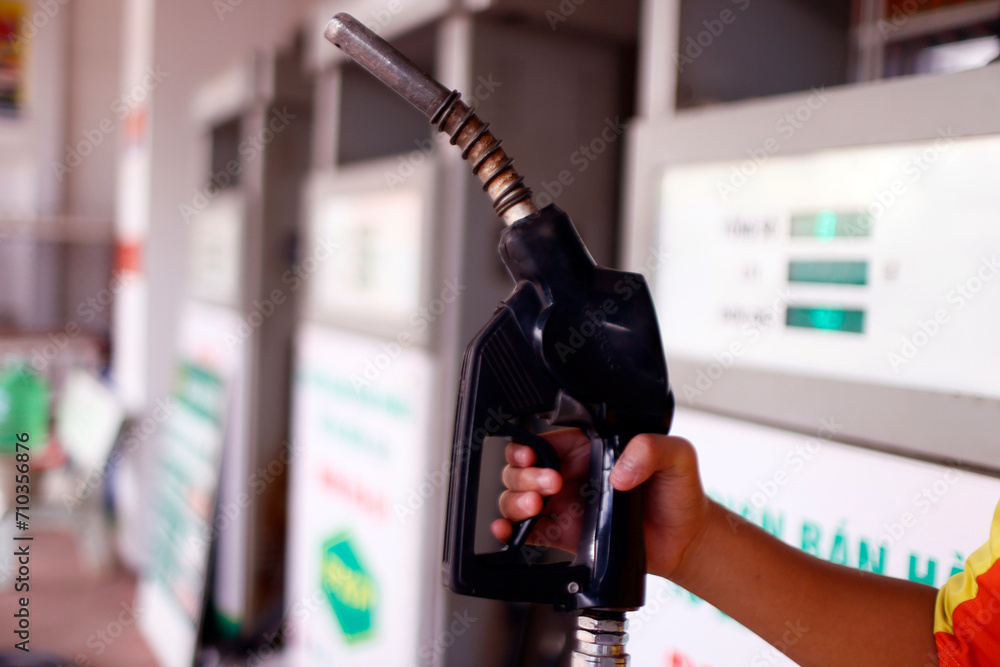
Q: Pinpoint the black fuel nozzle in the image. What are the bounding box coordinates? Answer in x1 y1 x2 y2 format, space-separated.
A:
444 203 672 613
325 13 675 660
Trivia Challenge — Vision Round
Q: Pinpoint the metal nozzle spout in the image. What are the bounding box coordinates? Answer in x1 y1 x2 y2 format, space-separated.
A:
324 13 537 224
324 13 450 120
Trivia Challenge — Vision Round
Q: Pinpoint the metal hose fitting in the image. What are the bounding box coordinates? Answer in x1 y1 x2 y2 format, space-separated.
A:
571 610 630 666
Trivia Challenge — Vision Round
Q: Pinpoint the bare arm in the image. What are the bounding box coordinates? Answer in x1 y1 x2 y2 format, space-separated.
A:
495 432 939 667
669 501 938 667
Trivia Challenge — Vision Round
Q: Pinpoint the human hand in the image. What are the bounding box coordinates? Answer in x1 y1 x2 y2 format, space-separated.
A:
490 430 711 580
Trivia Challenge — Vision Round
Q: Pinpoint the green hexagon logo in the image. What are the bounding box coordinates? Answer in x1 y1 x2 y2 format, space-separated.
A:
321 532 378 643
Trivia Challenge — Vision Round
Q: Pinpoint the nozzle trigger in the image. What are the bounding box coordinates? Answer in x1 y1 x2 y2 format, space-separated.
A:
496 422 561 552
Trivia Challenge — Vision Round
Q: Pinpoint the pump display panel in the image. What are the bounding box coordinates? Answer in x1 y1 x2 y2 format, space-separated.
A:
657 133 1000 401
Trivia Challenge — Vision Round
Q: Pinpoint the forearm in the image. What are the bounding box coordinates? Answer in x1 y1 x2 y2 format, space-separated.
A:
666 501 939 667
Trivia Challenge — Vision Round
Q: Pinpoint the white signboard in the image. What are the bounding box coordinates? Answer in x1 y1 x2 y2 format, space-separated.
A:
55 370 125 472
137 300 245 667
188 191 245 307
310 186 423 322
137 360 228 667
303 163 431 334
629 407 1000 666
285 324 437 666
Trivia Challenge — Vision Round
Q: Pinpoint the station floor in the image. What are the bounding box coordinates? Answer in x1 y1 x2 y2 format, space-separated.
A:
0 530 159 667
0 530 295 667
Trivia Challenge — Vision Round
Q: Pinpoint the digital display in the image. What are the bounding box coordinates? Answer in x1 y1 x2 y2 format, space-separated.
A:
789 211 871 239
786 306 865 333
657 134 1000 401
788 260 868 286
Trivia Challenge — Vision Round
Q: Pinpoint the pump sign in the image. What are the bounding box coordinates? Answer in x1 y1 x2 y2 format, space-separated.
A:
285 324 435 665
628 408 1000 666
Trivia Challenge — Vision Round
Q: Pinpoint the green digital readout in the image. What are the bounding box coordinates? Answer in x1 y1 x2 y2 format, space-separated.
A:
790 211 871 239
788 260 868 285
786 306 865 334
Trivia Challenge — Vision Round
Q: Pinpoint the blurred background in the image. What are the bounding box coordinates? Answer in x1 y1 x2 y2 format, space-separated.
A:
0 0 998 665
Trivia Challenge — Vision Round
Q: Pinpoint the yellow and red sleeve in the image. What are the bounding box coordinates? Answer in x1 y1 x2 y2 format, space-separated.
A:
935 501 1000 666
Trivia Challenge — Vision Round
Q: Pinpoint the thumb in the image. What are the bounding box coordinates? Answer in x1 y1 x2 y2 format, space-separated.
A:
610 434 696 491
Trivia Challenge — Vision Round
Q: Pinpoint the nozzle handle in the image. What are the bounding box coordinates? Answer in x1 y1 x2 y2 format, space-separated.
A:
444 206 670 612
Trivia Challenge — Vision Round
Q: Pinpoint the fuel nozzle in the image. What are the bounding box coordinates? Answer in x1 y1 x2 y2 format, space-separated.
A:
325 13 537 225
325 14 647 667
